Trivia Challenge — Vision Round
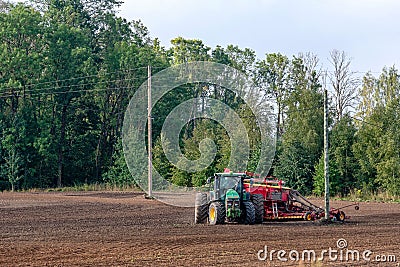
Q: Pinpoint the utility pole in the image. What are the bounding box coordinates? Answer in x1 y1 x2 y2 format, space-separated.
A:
147 65 153 198
324 89 330 220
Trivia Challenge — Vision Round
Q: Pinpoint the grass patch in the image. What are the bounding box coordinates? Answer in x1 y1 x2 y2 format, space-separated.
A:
334 189 400 203
22 183 140 193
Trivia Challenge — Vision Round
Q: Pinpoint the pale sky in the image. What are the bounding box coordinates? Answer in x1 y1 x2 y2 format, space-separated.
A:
118 0 400 74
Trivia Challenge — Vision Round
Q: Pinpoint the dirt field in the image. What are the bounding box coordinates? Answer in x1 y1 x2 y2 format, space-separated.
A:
0 191 398 267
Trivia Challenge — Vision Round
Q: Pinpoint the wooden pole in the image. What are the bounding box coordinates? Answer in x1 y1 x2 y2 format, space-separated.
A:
147 65 152 198
324 89 330 220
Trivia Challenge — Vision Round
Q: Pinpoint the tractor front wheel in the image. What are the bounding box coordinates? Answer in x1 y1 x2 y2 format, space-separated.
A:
209 202 225 225
241 201 255 225
251 194 264 224
194 193 208 224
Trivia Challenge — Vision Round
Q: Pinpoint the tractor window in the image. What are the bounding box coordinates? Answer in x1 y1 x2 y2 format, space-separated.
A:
219 176 240 192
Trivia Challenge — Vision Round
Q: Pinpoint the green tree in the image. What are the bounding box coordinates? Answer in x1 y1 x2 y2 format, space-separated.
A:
354 66 400 195
272 55 323 194
103 138 134 189
275 141 314 194
330 115 359 195
225 45 256 76
152 135 173 184
3 147 22 192
312 154 340 196
170 37 210 64
0 3 45 189
255 53 291 136
374 99 400 195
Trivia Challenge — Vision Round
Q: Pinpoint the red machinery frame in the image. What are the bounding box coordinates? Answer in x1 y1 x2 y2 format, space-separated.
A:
228 170 359 222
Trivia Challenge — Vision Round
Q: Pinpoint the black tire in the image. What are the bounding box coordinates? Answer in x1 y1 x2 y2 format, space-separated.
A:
251 194 264 224
336 211 346 222
194 193 208 224
209 202 225 225
304 211 312 221
241 201 255 225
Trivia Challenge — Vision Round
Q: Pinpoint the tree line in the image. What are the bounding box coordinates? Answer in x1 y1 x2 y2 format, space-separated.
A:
0 0 399 197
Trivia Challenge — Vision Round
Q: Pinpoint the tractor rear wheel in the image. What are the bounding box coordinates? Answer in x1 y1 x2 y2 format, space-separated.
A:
241 201 255 225
251 194 264 224
208 202 225 225
194 193 208 224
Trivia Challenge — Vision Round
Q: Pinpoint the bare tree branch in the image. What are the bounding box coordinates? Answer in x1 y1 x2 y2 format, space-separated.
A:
0 0 11 13
328 50 360 120
298 52 323 90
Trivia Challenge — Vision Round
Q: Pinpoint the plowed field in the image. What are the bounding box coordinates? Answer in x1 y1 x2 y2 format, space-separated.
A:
0 192 398 266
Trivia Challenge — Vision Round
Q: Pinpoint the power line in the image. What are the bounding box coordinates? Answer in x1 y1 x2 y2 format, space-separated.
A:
0 68 388 100
0 76 145 98
0 66 167 94
0 84 139 99
3 66 146 89
0 64 386 94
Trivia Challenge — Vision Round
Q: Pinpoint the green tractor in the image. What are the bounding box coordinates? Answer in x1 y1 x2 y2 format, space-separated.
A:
194 172 256 225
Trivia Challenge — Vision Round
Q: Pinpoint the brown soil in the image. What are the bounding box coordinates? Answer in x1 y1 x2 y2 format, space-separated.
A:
0 191 398 266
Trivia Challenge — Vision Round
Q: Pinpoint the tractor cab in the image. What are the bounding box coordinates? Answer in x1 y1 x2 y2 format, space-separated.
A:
195 172 255 225
208 173 248 202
